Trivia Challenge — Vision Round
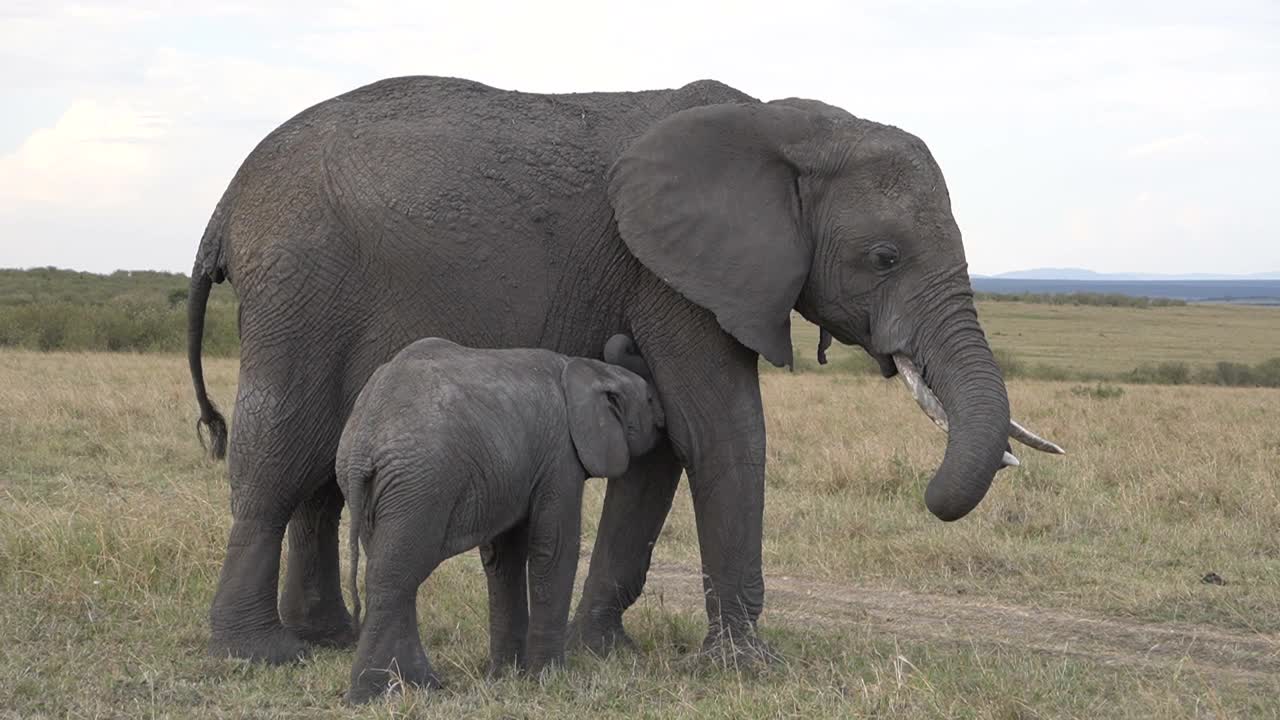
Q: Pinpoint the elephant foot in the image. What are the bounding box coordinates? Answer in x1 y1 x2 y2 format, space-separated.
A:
486 653 526 680
280 592 357 649
208 624 310 666
688 624 781 672
566 611 637 658
283 610 356 650
288 621 356 650
346 668 442 706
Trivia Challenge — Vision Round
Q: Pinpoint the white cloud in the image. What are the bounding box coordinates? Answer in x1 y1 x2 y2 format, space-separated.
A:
0 100 168 210
1126 133 1206 158
0 0 1277 274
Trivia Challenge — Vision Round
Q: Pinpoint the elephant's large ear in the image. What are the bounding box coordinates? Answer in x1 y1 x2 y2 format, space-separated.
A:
608 103 820 368
562 359 631 479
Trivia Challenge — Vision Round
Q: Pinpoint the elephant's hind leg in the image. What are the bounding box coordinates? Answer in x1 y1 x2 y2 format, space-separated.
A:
280 477 355 648
207 515 304 664
347 498 444 704
207 365 344 664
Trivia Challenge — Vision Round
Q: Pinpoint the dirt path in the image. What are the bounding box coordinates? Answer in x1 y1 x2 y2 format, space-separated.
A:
634 561 1280 685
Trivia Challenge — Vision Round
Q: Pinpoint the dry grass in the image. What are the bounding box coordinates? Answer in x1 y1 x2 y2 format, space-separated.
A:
3 304 1279 716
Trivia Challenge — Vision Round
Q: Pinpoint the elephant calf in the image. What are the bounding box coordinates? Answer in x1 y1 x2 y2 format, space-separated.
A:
337 335 665 704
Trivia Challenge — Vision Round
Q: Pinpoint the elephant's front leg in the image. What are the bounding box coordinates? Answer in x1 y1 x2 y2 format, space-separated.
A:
525 477 586 675
569 440 681 656
685 421 769 657
632 310 773 663
479 522 530 676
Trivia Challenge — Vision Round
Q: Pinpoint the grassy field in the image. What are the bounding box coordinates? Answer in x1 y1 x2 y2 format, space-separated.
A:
2 309 1278 717
788 302 1280 380
980 302 1280 376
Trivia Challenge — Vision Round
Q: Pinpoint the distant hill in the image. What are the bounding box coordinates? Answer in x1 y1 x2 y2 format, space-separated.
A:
972 277 1280 304
979 267 1280 281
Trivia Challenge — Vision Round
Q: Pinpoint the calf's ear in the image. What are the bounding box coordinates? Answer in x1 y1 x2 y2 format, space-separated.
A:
562 359 631 479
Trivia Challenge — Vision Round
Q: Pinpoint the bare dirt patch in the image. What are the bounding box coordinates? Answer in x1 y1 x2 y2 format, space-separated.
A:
639 561 1280 685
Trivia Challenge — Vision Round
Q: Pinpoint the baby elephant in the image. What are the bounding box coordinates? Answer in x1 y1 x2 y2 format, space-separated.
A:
337 335 665 704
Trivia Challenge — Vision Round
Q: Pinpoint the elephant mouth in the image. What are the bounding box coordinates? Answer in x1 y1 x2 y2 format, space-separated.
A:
816 327 897 377
873 353 897 378
892 354 1066 467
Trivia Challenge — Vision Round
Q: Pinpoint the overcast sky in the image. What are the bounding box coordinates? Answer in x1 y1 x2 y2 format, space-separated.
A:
1 0 1276 276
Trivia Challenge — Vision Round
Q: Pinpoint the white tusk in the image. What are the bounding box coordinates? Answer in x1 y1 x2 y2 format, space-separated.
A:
894 355 949 432
1009 418 1066 455
893 353 1066 458
1001 451 1021 467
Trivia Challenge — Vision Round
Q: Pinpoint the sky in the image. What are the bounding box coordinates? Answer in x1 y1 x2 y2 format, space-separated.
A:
0 0 1276 276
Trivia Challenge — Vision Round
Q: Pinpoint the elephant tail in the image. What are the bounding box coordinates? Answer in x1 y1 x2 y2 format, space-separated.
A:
188 264 228 460
343 455 374 639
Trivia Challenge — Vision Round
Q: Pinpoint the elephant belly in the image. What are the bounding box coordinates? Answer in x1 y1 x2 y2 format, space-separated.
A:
427 478 530 562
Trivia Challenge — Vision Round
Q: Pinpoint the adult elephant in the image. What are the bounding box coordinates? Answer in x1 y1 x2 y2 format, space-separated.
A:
187 75 1061 665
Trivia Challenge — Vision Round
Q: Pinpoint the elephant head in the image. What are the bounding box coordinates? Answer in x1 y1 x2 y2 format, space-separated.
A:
608 99 1062 521
563 356 666 479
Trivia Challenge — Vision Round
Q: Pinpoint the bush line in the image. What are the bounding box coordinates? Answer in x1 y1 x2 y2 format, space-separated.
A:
974 291 1187 308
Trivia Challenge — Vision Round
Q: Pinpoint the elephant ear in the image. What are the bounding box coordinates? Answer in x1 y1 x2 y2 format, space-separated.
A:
608 103 820 368
562 359 631 479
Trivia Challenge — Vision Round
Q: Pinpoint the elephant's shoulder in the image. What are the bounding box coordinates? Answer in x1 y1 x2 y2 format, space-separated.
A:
672 80 758 108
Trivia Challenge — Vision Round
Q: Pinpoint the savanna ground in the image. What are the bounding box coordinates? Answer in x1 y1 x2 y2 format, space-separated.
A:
2 298 1279 718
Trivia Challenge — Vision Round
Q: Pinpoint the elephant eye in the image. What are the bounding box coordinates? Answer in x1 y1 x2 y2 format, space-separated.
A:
605 390 623 415
869 245 899 272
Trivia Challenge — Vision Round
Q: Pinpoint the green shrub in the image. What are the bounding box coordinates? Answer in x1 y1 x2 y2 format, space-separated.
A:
1071 383 1125 400
1125 361 1191 385
0 269 239 356
1197 358 1280 388
1255 358 1280 387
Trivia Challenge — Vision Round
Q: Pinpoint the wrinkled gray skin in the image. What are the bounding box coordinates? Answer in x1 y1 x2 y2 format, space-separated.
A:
337 336 664 704
188 76 1012 665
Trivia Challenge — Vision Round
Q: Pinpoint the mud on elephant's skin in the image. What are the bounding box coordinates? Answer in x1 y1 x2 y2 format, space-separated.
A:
337 336 663 704
187 75 1064 666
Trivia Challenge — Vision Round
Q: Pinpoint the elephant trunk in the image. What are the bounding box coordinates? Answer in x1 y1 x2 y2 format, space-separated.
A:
907 304 1011 522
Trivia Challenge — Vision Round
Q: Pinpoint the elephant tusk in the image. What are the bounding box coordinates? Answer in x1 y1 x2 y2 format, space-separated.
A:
893 355 950 432
1009 418 1066 455
892 354 1065 461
